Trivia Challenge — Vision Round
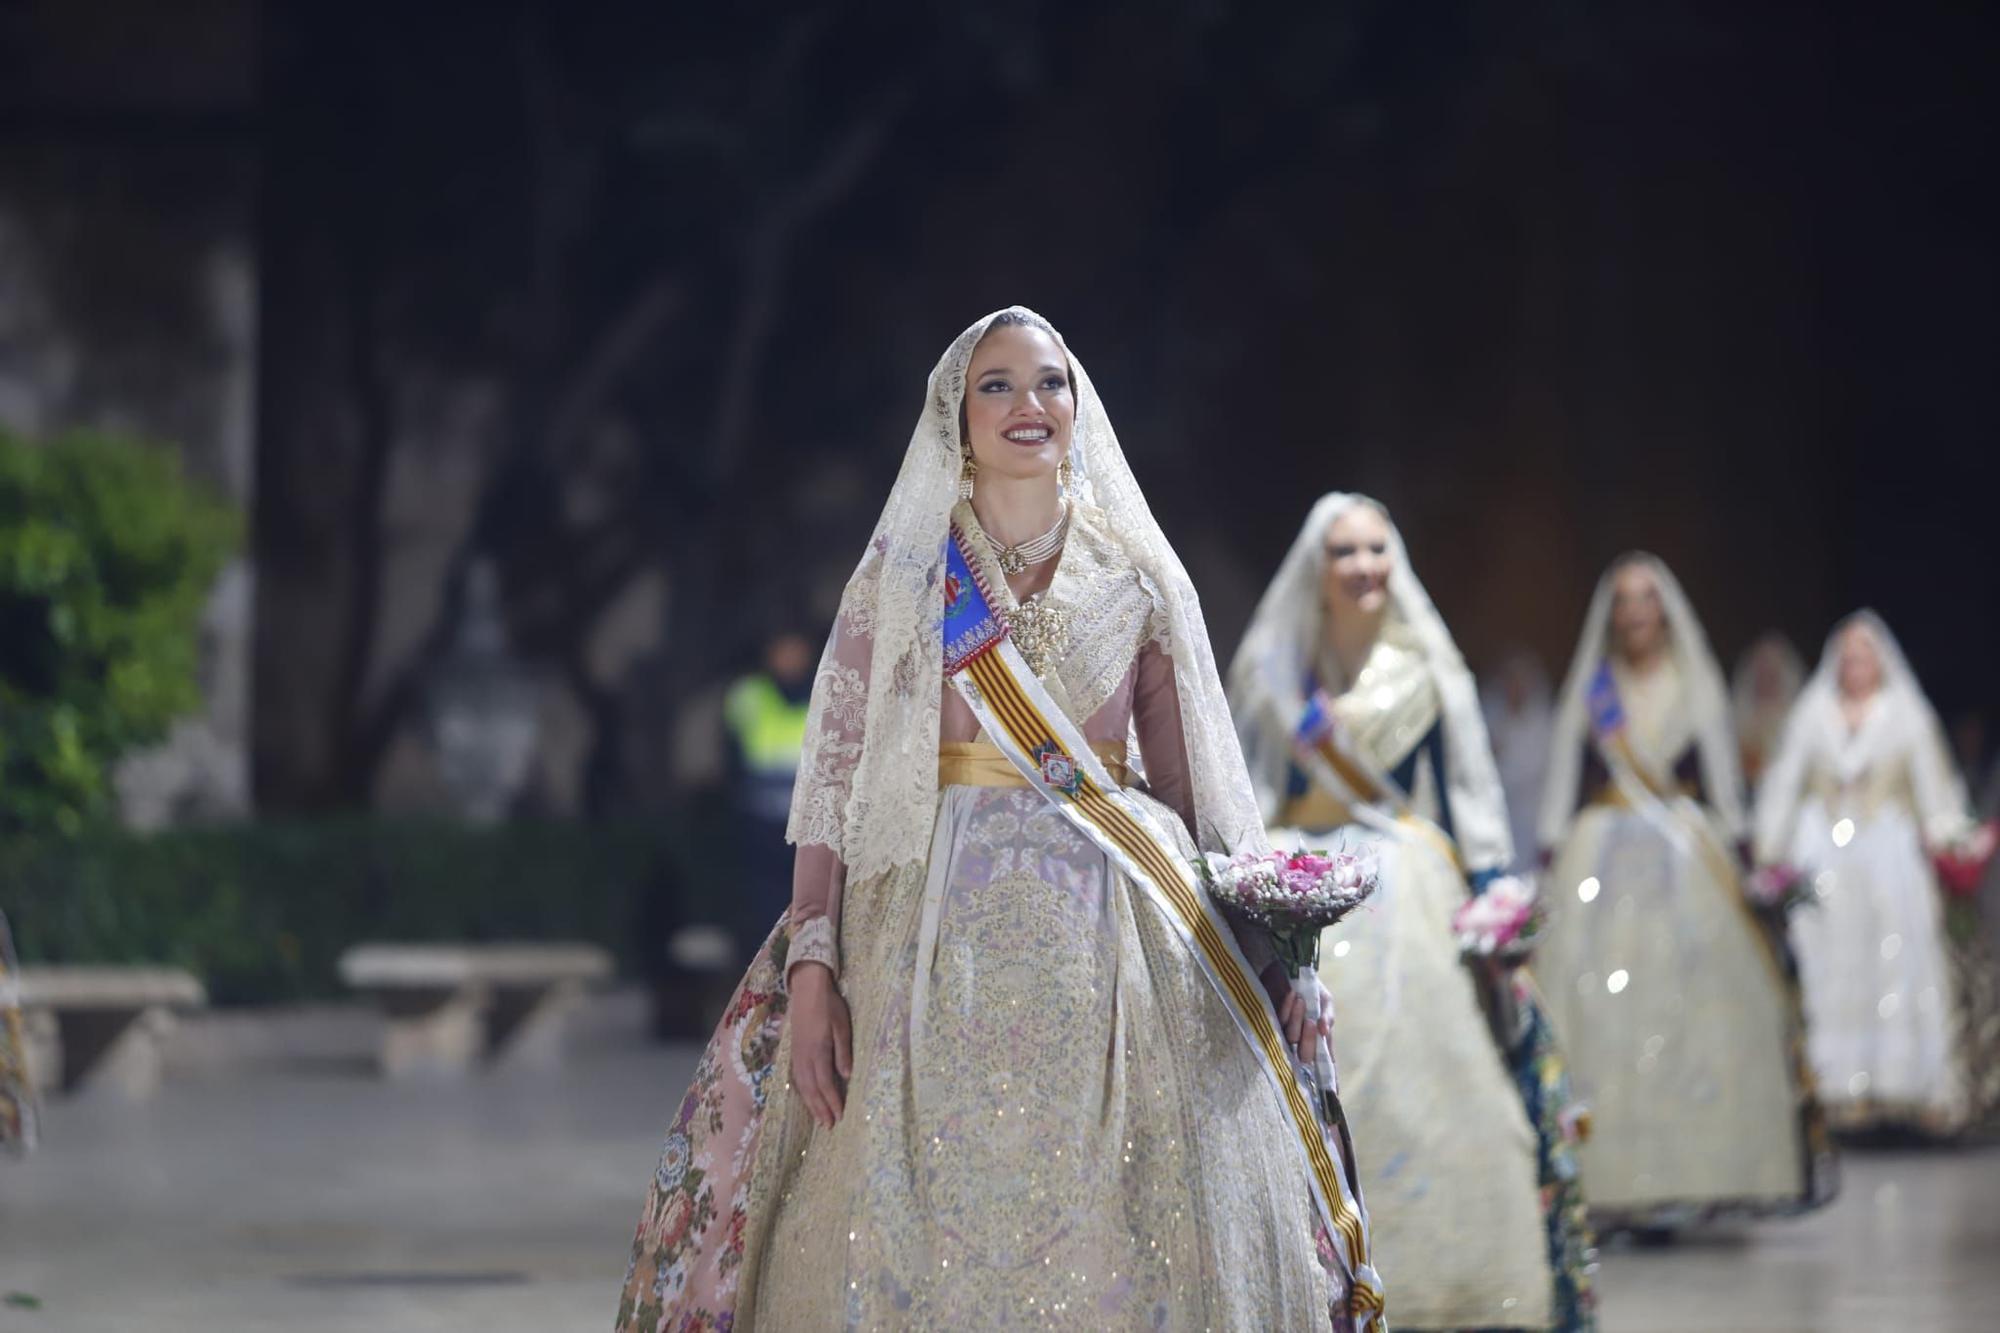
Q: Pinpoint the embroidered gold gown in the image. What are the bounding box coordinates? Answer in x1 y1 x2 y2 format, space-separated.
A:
1539 661 1829 1224
1271 625 1587 1331
615 509 1341 1332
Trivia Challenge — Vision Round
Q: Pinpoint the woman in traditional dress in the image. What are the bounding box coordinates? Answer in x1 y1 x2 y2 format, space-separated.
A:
1754 611 2000 1135
1733 632 1806 800
614 308 1381 1333
1536 556 1833 1230
1229 494 1595 1332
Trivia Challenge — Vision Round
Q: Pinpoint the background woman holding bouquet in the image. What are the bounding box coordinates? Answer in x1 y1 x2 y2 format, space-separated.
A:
1754 611 2000 1136
1229 493 1595 1332
614 309 1381 1333
1535 556 1833 1231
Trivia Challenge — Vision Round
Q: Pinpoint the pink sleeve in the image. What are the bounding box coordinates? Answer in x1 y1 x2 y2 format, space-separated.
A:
1134 638 1282 981
783 574 877 982
786 844 845 981
1133 638 1199 841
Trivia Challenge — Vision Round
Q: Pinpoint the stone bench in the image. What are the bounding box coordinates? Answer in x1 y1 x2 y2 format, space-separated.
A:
338 943 614 1078
15 966 207 1101
658 923 741 1038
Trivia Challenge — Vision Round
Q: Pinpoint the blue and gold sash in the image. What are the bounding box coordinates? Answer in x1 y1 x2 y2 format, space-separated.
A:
1295 693 1464 876
1587 661 1771 975
1586 660 1681 802
942 528 1385 1326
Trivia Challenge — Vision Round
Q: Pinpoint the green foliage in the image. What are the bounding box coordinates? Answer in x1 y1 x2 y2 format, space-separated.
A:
1 818 677 1004
0 429 239 833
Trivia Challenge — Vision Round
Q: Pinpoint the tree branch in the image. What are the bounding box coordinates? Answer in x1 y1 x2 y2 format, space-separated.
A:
542 273 687 461
704 89 910 476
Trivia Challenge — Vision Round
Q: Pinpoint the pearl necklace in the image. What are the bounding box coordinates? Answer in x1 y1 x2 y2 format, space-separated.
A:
985 502 1071 576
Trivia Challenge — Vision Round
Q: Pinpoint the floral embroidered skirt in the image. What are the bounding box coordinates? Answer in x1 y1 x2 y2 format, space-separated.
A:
616 786 1346 1332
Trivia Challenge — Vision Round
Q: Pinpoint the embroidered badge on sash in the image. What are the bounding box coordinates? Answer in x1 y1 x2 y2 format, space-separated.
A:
941 528 1008 675
1031 740 1082 797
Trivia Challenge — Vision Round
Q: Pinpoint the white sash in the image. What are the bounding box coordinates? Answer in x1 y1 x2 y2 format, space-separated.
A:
943 594 1384 1325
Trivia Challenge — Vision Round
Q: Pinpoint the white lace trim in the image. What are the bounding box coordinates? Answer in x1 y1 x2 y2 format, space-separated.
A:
787 914 839 982
784 307 1268 883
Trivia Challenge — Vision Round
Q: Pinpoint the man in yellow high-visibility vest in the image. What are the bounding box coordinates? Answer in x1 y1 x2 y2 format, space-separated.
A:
723 630 815 930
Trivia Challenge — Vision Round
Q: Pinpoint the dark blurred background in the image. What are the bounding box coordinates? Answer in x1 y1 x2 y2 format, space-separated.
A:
3 0 1996 994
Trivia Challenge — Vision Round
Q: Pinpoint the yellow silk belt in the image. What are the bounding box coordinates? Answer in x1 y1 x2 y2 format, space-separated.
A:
938 739 1130 789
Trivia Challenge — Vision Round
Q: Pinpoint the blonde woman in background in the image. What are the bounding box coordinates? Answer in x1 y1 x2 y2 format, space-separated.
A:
1536 556 1833 1232
1755 612 2000 1135
1231 494 1596 1332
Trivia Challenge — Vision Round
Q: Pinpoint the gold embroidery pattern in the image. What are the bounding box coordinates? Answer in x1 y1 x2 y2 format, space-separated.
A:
999 596 1073 678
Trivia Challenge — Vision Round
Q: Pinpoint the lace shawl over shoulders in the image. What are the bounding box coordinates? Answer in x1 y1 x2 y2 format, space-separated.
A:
1030 504 1163 725
786 549 883 860
784 306 1269 881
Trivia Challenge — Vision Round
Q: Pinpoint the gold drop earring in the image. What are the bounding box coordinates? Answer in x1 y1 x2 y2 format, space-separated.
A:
1057 455 1074 496
958 451 977 502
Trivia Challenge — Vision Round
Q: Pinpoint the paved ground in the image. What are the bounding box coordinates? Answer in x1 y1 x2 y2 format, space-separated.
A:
3 1004 1998 1331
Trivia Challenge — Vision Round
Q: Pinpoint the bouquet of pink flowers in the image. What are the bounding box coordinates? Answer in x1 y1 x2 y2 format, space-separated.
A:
1205 848 1378 958
1745 862 1819 913
1449 875 1544 959
1935 819 1999 900
1202 846 1377 1119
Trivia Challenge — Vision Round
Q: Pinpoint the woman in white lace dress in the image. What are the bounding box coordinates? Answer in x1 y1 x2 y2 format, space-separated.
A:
1229 494 1596 1332
614 308 1381 1332
1535 556 1832 1229
1755 612 2000 1135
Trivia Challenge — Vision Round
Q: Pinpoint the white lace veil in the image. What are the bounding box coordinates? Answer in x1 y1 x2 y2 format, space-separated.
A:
1753 610 1972 857
1226 492 1515 873
1538 553 1745 849
784 306 1267 884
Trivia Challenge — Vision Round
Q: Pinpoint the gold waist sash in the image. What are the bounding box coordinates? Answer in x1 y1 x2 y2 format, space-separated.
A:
1587 778 1700 811
1278 785 1352 834
939 739 1130 789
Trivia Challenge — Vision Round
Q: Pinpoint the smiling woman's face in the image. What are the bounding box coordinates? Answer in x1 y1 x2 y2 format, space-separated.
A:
1319 504 1392 622
1836 623 1884 700
1610 563 1667 663
961 322 1075 486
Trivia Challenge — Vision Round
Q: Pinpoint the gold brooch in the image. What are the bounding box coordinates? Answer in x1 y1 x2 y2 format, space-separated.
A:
1002 596 1072 676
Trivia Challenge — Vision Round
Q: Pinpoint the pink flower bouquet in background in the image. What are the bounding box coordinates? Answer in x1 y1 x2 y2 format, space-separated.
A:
1203 846 1377 1118
1745 862 1819 913
1935 819 1999 900
1450 875 1544 960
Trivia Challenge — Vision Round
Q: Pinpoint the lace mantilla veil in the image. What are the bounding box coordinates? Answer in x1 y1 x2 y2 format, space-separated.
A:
784 306 1268 885
1753 609 1974 857
1538 553 1746 850
1227 492 1515 873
